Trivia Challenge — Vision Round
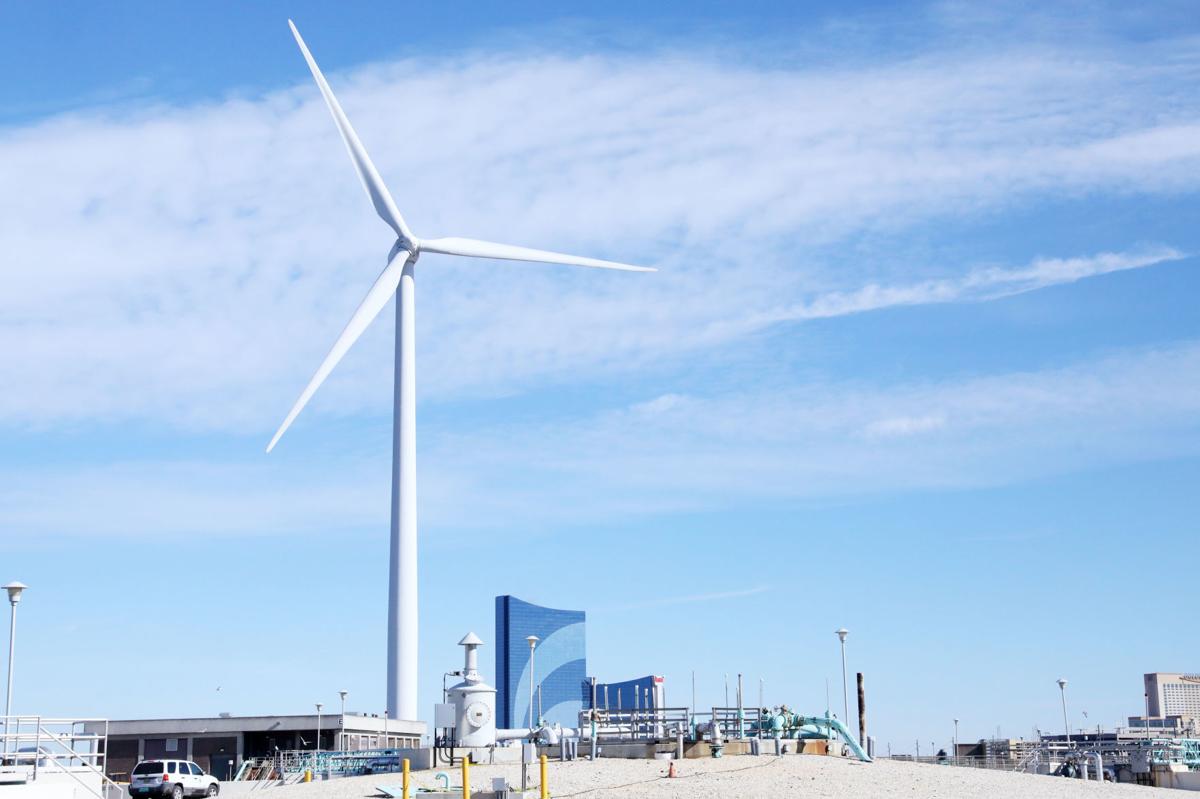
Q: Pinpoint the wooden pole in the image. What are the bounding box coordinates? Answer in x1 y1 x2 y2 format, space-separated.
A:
857 672 867 749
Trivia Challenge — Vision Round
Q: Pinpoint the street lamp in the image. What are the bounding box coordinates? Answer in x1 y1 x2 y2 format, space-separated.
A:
953 718 959 766
525 636 539 728
315 702 323 763
835 629 850 737
1057 679 1070 745
3 582 27 755
338 691 348 752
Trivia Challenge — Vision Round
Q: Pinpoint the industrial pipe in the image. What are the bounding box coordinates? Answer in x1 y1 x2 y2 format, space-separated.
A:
1084 752 1103 782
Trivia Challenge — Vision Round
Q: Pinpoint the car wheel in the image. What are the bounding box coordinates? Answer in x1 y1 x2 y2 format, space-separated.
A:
206 785 219 797
171 785 183 799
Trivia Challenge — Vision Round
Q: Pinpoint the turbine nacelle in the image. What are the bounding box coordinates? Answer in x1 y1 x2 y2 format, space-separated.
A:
391 238 417 261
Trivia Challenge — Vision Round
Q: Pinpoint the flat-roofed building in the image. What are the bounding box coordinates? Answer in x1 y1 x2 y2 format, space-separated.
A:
83 713 424 781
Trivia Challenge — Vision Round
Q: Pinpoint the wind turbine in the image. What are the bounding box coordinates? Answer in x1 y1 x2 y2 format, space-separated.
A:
268 21 654 722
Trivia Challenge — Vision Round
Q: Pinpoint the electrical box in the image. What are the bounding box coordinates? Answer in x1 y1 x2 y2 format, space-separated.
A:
434 703 456 729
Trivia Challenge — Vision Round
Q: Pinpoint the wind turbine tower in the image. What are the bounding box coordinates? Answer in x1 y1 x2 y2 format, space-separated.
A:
269 22 653 722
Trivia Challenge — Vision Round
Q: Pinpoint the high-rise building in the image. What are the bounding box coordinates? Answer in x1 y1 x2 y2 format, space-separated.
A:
587 675 665 710
1145 673 1200 718
495 595 587 729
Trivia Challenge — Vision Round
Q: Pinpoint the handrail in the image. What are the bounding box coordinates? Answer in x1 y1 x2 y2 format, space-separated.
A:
0 715 117 799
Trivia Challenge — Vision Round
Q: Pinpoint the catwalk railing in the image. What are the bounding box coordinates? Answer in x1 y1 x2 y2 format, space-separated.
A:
235 748 406 780
580 708 691 742
0 716 122 799
891 738 1200 774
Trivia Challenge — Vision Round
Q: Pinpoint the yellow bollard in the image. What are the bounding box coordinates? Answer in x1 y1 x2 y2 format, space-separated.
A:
303 769 312 783
461 756 470 799
401 759 410 799
539 754 548 799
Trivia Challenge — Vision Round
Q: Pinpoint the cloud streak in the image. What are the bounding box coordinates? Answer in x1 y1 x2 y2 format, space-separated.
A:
764 248 1186 325
7 340 1199 539
0 39 1198 433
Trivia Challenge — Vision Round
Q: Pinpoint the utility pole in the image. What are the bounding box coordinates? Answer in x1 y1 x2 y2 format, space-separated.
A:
857 673 867 749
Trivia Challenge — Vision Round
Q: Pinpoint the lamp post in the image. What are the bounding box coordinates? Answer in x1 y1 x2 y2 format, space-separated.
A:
525 636 539 728
315 701 323 771
1057 679 1070 745
338 691 348 752
3 582 27 755
835 629 849 737
953 718 959 765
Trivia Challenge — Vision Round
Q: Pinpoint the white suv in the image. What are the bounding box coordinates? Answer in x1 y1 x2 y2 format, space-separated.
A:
129 760 219 799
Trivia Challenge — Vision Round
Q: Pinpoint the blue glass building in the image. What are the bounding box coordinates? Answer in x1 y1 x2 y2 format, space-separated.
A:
589 675 661 710
495 595 587 728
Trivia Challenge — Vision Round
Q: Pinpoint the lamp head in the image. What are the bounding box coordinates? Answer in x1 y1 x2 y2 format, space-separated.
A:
316 702 324 712
3 582 27 605
525 635 539 649
835 628 849 642
1057 678 1068 690
339 690 348 701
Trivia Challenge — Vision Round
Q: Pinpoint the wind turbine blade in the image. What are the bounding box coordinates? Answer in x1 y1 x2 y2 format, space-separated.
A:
267 249 413 453
288 20 413 243
420 237 654 272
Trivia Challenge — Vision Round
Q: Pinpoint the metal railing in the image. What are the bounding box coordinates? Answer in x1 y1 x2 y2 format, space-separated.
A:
579 708 690 743
236 748 408 780
0 716 122 799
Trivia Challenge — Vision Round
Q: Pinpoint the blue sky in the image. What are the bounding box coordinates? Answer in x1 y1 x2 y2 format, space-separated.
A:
2 0 1199 755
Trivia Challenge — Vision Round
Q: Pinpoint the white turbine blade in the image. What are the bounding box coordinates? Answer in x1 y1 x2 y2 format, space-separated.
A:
420 237 655 272
267 250 412 453
288 20 413 243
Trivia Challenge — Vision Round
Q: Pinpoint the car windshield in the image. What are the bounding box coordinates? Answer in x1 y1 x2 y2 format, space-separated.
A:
133 762 162 775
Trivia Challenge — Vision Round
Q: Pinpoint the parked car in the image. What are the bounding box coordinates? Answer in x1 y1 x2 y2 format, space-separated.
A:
129 760 219 799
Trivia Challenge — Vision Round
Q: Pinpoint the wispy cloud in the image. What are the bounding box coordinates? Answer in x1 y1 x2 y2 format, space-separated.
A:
8 341 1200 539
0 40 1198 432
762 248 1186 325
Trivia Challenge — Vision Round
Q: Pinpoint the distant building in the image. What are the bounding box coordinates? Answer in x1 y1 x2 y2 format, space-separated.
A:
1144 673 1200 718
587 675 665 710
494 595 586 729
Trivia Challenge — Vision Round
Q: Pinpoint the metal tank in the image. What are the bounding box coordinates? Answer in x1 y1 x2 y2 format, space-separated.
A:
447 632 498 747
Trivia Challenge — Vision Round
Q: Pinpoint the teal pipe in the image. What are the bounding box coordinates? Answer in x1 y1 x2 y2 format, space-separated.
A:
797 716 871 762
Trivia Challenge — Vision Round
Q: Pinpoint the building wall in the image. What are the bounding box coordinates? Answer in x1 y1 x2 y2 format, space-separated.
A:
1145 673 1200 718
495 595 586 729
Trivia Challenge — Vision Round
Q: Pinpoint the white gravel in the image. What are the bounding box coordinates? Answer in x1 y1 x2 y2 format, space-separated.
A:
255 756 1184 798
